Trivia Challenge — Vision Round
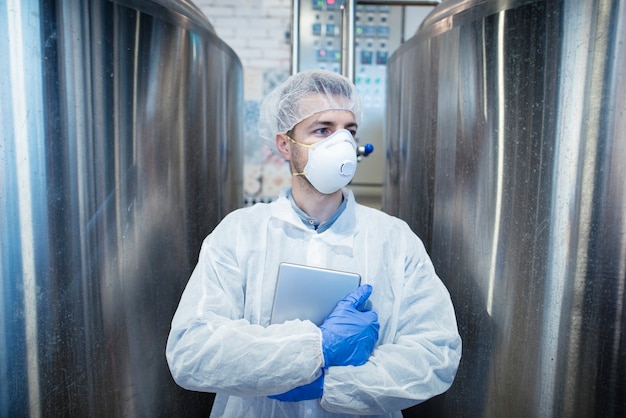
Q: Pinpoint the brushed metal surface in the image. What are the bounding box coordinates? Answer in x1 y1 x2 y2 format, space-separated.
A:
386 0 626 417
0 0 242 416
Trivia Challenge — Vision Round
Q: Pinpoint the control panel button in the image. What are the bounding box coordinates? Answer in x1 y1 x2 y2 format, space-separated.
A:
364 25 376 37
376 51 388 65
326 0 338 11
377 26 390 38
360 50 373 65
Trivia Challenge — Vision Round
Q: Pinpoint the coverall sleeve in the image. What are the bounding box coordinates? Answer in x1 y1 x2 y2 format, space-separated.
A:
320 228 462 414
166 215 325 396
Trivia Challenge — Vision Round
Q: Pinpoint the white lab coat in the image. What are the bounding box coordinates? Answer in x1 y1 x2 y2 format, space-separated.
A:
166 189 461 417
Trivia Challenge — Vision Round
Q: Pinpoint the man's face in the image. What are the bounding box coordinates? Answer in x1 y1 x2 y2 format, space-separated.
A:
288 109 358 176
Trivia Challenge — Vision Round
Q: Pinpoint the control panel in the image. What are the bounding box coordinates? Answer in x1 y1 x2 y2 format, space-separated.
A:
354 4 402 110
294 1 404 202
297 0 344 74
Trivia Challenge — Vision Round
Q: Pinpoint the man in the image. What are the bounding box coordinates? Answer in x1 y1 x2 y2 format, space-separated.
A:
166 70 461 417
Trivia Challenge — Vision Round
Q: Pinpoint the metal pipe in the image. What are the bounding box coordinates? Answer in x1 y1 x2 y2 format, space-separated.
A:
340 0 356 81
291 0 301 74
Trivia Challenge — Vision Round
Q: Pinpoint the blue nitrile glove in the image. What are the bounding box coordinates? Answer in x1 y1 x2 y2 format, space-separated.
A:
268 372 324 402
319 284 380 367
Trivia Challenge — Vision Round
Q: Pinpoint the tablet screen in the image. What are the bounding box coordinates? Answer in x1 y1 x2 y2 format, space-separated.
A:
270 262 361 325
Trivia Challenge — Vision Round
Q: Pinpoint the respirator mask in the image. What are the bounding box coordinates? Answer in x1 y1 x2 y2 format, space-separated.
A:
288 129 358 194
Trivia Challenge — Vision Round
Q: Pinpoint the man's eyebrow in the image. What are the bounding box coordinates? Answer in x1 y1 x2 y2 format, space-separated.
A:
308 119 358 129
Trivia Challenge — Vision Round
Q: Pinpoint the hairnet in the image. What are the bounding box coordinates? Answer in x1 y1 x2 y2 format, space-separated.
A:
258 70 362 146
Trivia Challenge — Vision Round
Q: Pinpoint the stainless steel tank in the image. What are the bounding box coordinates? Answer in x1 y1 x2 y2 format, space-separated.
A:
385 0 625 417
0 0 242 416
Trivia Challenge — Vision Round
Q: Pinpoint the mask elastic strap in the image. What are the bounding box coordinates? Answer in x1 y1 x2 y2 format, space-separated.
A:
286 134 315 149
286 134 311 177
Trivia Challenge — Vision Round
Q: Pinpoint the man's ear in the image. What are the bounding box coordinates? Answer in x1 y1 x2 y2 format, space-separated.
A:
276 133 291 160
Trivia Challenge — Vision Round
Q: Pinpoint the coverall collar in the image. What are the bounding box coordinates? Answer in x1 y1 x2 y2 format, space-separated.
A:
285 188 348 233
271 188 357 248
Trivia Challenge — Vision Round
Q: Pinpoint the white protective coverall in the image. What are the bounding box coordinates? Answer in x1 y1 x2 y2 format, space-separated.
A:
166 188 462 418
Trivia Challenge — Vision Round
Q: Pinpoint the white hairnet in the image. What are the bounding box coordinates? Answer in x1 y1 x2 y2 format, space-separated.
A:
258 70 362 146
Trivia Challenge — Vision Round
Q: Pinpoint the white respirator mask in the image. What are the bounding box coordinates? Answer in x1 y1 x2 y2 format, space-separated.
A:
288 129 358 194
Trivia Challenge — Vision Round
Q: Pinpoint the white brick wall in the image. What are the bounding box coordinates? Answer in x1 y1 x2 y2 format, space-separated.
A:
194 0 293 100
194 0 295 202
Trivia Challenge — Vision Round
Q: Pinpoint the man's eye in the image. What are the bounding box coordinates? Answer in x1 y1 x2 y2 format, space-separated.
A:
314 128 330 136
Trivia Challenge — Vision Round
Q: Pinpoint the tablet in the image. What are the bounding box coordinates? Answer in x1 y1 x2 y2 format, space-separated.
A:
270 262 361 326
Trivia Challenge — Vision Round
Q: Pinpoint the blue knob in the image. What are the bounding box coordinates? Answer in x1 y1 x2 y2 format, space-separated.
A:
357 144 374 158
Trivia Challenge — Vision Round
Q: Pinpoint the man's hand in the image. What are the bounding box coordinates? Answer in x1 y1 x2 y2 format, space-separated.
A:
268 372 324 402
320 284 380 367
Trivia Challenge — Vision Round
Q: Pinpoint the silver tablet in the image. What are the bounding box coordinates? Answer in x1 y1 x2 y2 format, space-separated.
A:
270 262 361 326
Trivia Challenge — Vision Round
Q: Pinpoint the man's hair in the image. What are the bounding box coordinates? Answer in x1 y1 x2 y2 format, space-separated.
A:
258 70 362 148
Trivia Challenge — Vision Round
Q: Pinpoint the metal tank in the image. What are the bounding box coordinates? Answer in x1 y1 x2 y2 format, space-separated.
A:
1 0 242 416
385 0 625 417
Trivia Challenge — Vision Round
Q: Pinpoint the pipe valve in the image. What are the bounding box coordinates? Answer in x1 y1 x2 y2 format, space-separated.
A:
357 143 374 162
